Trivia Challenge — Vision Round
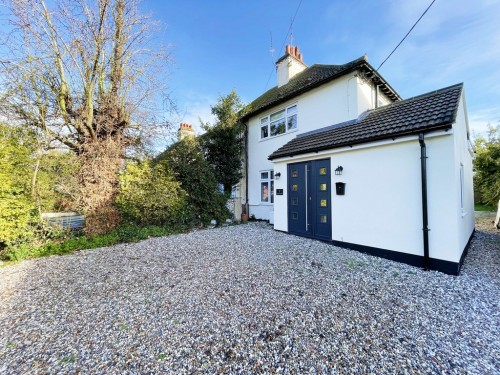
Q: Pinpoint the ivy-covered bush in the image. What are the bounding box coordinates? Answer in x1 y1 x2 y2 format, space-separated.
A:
155 137 231 225
116 161 190 226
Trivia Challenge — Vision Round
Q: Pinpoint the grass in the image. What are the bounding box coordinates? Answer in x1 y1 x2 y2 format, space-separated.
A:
475 203 496 212
1 223 190 265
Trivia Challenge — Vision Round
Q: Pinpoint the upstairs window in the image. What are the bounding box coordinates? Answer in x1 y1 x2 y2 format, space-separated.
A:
260 104 297 139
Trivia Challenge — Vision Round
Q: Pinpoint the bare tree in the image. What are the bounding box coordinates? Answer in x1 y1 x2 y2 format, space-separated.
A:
0 0 171 232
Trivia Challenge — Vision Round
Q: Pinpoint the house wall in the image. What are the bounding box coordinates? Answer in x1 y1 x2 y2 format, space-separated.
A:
272 131 465 264
452 93 475 254
356 77 391 114
245 72 381 220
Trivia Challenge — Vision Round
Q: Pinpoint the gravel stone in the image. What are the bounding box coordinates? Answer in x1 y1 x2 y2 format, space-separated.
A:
0 219 498 374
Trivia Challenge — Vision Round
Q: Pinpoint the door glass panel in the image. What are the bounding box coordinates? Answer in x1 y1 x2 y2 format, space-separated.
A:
270 181 274 204
292 212 298 220
319 183 327 191
291 170 298 178
319 167 327 175
320 199 327 207
320 215 327 223
261 172 269 179
292 184 298 191
291 197 298 205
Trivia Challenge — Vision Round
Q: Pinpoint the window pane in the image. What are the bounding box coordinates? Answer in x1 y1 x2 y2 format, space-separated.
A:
319 167 327 175
271 181 274 204
261 172 269 180
270 170 274 179
320 199 327 207
287 113 297 131
291 170 298 178
291 197 298 205
292 212 298 220
270 109 285 121
261 125 268 138
320 183 327 191
287 105 297 114
261 182 269 202
292 184 298 191
320 215 327 223
270 119 286 136
261 117 269 125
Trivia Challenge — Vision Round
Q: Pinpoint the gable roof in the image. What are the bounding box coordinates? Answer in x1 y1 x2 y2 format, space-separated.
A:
268 83 463 160
242 56 401 121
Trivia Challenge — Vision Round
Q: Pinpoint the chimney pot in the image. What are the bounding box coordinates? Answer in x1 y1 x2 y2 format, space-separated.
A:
286 45 290 55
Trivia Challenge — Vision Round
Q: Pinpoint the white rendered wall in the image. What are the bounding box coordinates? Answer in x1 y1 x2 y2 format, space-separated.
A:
245 74 360 220
272 132 464 263
452 93 475 253
357 78 392 113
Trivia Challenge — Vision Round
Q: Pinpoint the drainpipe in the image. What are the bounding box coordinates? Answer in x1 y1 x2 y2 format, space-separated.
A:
244 120 249 216
418 133 430 270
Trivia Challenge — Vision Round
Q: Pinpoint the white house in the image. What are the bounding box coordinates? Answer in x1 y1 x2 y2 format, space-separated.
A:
239 45 475 275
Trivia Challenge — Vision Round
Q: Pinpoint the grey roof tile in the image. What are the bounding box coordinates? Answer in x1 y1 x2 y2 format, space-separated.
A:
268 83 463 160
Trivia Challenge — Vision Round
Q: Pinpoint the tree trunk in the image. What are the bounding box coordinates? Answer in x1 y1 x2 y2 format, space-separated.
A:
76 138 123 234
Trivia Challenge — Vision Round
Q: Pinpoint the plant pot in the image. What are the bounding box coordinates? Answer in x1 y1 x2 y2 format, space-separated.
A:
241 213 248 223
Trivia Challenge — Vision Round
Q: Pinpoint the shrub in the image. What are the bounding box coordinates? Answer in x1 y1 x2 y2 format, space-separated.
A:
474 124 500 206
0 124 38 250
116 161 190 226
155 137 231 225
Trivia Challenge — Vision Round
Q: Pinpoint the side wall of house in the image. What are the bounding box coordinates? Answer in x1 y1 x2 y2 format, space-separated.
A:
452 93 475 254
273 132 464 264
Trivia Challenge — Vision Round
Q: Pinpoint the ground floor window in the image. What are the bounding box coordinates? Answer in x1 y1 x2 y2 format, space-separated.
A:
260 170 274 203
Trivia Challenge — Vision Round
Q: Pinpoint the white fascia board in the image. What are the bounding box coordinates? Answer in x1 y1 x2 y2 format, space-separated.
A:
270 128 454 164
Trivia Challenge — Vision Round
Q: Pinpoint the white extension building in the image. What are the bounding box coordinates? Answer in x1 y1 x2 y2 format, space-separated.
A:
239 45 475 275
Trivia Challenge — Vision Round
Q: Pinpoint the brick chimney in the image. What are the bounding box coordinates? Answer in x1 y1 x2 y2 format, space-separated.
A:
178 122 195 141
276 44 307 87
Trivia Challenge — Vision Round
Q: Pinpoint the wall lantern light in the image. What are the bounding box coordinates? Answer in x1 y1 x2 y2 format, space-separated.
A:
275 172 281 179
335 166 343 175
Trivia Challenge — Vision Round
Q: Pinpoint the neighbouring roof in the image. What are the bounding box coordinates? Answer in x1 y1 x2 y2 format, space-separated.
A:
268 83 463 160
242 56 401 121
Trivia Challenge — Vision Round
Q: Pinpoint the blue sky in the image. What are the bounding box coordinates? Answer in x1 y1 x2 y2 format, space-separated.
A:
142 0 500 142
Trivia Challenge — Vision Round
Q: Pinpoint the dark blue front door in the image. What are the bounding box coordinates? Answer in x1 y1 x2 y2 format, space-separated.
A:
288 159 331 241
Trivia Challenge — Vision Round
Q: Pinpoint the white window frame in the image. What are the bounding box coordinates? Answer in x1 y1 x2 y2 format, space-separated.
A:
260 170 274 204
260 104 298 140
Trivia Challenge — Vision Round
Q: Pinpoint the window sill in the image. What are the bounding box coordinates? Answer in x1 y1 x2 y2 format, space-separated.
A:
260 128 298 142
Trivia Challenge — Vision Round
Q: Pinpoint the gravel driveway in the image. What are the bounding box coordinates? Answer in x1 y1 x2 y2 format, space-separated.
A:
0 219 498 374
